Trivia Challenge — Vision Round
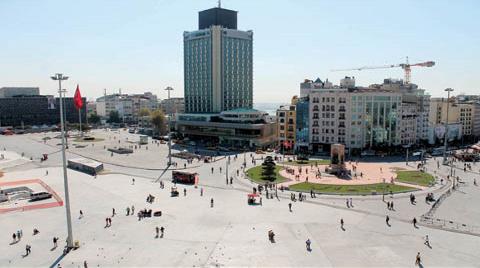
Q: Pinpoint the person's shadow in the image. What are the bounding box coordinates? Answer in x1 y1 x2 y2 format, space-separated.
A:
387 222 391 227
9 240 19 246
341 226 346 231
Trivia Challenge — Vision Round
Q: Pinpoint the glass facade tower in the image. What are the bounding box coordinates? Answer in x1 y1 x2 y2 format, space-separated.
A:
184 7 253 114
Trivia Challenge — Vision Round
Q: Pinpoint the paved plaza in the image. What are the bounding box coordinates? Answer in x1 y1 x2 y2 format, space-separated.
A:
1 130 480 267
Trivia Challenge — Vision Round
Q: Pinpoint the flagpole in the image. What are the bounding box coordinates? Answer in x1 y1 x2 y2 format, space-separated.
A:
79 108 82 137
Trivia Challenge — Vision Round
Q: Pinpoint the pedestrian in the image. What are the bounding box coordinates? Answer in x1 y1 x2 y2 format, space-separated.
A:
17 230 21 240
112 208 116 217
25 244 31 256
260 197 262 206
415 252 422 266
306 238 311 251
340 218 344 229
387 201 390 210
155 226 159 238
126 207 130 216
288 203 292 212
230 177 233 184
424 235 430 247
53 237 58 248
83 261 88 268
386 215 390 226
132 178 135 185
79 210 84 219
131 205 135 215
391 201 394 211
200 188 204 196
349 198 353 207
413 217 417 228
346 199 350 208
211 198 214 208
105 218 109 227
12 233 16 242
160 226 165 238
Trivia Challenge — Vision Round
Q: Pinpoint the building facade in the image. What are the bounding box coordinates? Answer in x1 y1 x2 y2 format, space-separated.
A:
0 87 39 98
299 77 431 153
0 95 86 127
159 97 185 115
184 7 253 113
96 92 158 123
429 97 480 139
276 97 297 150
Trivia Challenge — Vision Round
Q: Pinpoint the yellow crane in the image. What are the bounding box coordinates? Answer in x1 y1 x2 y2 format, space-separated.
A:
331 57 435 84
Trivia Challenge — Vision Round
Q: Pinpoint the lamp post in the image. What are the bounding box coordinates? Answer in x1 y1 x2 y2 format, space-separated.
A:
164 87 174 166
51 73 74 249
443 88 454 164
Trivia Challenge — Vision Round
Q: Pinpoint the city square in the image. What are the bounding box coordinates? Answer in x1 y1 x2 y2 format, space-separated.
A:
1 1 480 267
1 130 480 267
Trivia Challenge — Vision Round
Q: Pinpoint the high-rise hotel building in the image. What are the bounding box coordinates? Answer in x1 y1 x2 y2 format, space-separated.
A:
183 6 253 113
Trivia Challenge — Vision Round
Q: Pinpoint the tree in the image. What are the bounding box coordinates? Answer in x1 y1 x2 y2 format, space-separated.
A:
151 109 167 135
108 110 121 123
88 113 101 124
261 156 276 182
138 108 151 117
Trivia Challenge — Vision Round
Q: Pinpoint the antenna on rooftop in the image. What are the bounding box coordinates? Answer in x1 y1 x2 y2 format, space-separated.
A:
218 0 221 8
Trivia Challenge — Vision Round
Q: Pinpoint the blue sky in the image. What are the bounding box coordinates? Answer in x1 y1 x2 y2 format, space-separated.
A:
0 0 478 102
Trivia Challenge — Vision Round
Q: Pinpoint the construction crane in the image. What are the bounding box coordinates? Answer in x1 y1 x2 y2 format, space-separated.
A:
331 57 435 84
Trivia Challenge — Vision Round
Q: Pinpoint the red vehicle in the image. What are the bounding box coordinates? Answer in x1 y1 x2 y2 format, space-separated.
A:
172 171 198 185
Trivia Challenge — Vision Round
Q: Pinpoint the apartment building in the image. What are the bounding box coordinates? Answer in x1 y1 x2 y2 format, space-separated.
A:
96 92 157 123
276 97 297 150
300 77 430 153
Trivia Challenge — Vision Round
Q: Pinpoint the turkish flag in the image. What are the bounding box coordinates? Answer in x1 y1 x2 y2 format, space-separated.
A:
73 84 83 110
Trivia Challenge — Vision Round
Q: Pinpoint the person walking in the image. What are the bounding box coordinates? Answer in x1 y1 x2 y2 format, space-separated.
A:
413 217 417 228
340 218 344 229
386 215 390 226
424 235 430 247
288 203 292 212
126 207 130 216
305 238 311 251
53 237 58 248
12 233 16 243
160 226 165 238
112 208 116 217
183 188 187 196
25 244 31 256
200 188 204 196
210 198 214 208
155 226 159 238
415 252 422 266
79 210 84 219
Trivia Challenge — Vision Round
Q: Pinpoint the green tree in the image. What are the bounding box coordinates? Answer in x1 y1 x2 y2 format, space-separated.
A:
138 108 151 117
261 156 276 182
108 110 121 123
88 113 101 124
151 109 167 135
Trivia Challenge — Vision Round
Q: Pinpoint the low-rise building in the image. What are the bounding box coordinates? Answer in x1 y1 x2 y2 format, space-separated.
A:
276 97 297 151
0 87 39 98
96 92 157 123
159 97 185 115
175 108 277 148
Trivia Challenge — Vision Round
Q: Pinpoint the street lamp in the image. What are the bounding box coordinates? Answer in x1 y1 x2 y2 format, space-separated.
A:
51 73 74 249
443 88 454 164
164 87 174 166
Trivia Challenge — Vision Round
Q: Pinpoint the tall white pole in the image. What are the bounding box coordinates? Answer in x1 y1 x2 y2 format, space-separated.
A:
165 87 173 166
79 108 82 137
52 73 74 249
443 88 454 164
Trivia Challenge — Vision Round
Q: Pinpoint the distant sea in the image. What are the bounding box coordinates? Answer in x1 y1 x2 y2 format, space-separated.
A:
254 103 288 116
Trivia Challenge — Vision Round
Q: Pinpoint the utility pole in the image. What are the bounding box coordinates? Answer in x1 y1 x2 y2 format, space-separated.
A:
51 73 74 249
165 87 174 165
443 88 454 164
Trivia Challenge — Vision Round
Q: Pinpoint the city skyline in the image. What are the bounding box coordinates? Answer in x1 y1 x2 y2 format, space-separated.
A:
0 0 479 101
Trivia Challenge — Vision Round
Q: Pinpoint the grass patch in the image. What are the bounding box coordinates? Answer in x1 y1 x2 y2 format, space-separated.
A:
289 182 416 195
395 170 435 186
284 159 330 166
246 165 289 184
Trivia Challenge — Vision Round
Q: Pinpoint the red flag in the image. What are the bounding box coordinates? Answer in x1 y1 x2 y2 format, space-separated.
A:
73 84 83 110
